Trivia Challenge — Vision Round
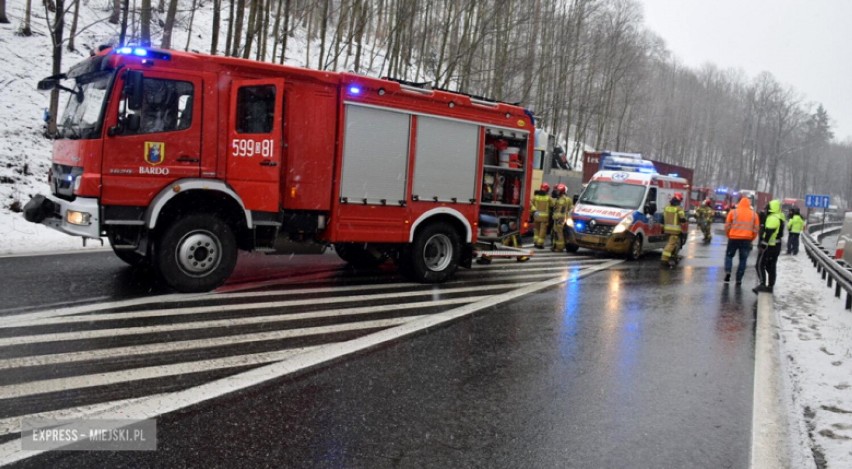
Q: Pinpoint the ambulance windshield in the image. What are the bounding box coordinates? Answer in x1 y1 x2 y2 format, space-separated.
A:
58 71 112 140
579 181 646 210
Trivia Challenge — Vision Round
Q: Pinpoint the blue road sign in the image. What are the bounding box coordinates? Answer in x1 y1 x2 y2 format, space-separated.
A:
805 194 830 209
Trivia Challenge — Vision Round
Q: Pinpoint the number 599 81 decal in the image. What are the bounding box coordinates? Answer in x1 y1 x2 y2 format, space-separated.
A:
231 138 274 158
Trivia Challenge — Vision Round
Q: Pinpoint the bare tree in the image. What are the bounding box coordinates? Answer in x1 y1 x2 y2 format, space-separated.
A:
0 0 10 24
160 0 179 49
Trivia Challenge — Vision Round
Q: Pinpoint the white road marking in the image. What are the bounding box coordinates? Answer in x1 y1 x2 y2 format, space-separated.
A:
0 297 485 347
0 345 320 400
11 284 528 327
0 320 420 370
0 259 623 464
0 395 165 437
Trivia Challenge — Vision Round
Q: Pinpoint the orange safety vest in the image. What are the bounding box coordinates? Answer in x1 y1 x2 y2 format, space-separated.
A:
725 208 759 240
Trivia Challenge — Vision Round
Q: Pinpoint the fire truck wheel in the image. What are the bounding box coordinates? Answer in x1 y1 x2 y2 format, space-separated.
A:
628 235 643 260
155 214 237 293
406 222 461 283
334 243 386 269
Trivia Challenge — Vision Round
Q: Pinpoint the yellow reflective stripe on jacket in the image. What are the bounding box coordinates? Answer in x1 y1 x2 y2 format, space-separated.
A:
663 206 684 234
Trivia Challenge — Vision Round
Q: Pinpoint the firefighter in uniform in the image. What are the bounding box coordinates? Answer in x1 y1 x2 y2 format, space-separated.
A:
661 192 687 267
551 183 573 252
531 182 554 249
695 198 714 242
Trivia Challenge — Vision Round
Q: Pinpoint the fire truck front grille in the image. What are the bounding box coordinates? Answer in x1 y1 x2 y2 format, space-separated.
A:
51 163 83 200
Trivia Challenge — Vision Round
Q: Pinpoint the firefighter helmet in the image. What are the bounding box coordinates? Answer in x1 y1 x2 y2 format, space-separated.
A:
556 183 567 194
704 198 712 206
673 192 683 201
540 182 550 192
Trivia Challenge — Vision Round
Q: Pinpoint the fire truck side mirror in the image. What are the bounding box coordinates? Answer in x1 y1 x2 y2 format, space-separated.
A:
125 70 144 111
126 114 141 132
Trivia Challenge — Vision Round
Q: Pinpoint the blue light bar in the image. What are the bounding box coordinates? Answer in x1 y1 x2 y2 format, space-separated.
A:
113 47 171 61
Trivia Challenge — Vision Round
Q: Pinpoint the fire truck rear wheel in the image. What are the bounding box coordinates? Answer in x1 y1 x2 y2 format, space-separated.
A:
406 222 461 283
155 214 237 293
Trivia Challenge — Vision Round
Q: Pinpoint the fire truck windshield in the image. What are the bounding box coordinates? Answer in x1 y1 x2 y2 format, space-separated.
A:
579 181 646 209
58 71 112 140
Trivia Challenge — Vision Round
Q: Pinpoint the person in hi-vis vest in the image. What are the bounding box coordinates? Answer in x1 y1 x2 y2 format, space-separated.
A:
661 193 686 267
531 182 554 249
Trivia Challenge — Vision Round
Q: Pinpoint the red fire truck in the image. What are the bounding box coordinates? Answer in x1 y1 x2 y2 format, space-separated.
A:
25 46 534 292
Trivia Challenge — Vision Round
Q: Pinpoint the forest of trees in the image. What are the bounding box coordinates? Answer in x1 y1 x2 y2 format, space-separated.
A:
6 0 851 205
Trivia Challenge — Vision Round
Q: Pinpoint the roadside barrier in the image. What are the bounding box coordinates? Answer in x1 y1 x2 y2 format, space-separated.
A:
803 222 852 310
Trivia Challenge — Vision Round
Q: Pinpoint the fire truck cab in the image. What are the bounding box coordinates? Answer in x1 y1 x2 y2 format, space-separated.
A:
25 47 534 292
565 155 689 259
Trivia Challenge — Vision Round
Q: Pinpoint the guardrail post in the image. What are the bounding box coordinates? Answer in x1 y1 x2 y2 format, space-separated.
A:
828 276 833 288
836 283 842 298
847 292 851 310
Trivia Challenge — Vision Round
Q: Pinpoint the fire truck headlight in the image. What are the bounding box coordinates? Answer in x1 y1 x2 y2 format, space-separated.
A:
613 216 633 234
66 210 91 226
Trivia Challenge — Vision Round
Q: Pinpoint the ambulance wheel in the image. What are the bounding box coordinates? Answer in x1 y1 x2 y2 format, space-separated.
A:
565 243 579 253
628 235 643 260
405 222 461 283
154 214 237 293
335 243 386 269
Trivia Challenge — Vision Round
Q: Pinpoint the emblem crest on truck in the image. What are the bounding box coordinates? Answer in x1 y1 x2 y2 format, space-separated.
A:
144 142 165 165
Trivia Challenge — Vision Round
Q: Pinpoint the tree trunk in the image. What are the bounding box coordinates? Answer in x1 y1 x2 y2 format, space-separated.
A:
242 0 258 59
140 0 152 46
231 0 246 57
47 0 66 137
21 0 33 35
160 0 178 49
278 0 290 64
67 0 79 51
185 0 198 51
0 0 8 24
109 0 120 24
211 0 221 54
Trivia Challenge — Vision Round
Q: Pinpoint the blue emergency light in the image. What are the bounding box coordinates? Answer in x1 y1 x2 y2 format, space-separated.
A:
348 86 362 95
114 47 171 61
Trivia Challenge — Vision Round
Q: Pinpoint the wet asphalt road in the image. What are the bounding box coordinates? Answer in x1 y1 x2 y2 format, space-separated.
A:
3 225 760 468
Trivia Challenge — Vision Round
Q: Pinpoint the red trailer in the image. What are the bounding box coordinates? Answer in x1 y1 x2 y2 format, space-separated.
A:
25 46 534 291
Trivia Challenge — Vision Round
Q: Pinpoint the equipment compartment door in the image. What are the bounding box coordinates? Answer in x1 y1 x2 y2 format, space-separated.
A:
227 78 285 212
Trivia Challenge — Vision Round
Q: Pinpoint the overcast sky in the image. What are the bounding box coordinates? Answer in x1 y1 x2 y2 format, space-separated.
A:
640 0 852 143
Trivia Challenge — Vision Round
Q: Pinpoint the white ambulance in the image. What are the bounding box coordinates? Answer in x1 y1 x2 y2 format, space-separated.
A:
565 156 690 259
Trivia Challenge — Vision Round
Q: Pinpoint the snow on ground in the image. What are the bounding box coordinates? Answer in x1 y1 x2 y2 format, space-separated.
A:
774 252 852 468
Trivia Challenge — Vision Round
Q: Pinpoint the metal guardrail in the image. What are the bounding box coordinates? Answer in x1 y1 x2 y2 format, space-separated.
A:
803 222 852 310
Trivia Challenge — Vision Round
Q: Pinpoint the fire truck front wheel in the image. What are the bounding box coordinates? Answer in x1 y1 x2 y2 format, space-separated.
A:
405 222 461 283
154 214 238 293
